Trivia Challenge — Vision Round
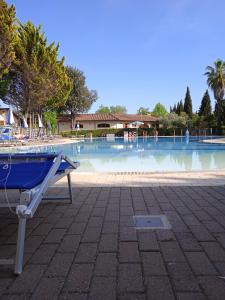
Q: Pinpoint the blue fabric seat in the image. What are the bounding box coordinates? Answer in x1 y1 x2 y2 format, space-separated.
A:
0 154 73 189
0 152 79 274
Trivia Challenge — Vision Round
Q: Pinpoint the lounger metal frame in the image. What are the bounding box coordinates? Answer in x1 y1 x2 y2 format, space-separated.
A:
0 153 79 274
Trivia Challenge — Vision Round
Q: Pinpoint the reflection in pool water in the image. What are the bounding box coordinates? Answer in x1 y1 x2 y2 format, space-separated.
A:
3 137 225 172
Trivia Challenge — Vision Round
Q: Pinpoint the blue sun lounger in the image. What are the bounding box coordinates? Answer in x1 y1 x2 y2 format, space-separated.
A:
0 152 79 274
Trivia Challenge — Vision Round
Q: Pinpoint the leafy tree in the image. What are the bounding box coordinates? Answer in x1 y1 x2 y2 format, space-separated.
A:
184 86 193 117
205 59 225 128
95 105 127 114
160 112 187 128
0 0 17 79
96 105 110 113
3 21 71 115
137 107 150 115
43 111 57 134
65 66 98 128
199 90 212 117
110 105 127 114
152 103 168 117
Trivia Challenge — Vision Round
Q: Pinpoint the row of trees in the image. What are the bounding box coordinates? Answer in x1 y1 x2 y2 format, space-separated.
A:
95 59 225 131
0 0 97 129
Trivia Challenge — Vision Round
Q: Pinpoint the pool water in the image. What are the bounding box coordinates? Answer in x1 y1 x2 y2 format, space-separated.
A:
7 136 225 172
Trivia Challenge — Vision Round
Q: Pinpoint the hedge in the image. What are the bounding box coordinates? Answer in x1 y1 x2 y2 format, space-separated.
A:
61 128 188 137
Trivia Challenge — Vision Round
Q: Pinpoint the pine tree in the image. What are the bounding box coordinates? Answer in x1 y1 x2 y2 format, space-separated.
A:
4 21 71 115
199 90 212 117
0 0 17 79
184 86 193 117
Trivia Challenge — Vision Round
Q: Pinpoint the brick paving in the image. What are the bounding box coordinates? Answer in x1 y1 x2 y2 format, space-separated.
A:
1 186 225 299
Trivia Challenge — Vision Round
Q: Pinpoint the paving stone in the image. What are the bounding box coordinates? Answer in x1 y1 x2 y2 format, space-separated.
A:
177 292 206 300
102 222 119 233
8 265 46 293
185 252 218 275
214 262 225 275
30 244 57 264
120 206 134 216
175 232 202 251
58 234 81 253
99 234 118 252
24 235 44 253
141 252 167 276
193 210 212 221
189 225 215 242
198 276 225 300
45 253 74 277
201 241 225 261
89 276 116 300
91 207 105 217
0 278 13 295
1 294 32 300
167 262 200 292
202 220 225 233
31 277 64 299
54 217 74 229
120 227 137 242
105 211 119 222
63 264 93 292
145 276 175 300
119 295 146 300
43 228 66 243
156 229 176 242
137 231 159 251
81 227 101 243
161 241 185 262
87 217 103 227
58 293 87 300
182 215 201 226
119 242 140 262
75 243 97 263
119 264 144 293
32 223 53 236
68 222 86 234
120 216 135 227
94 253 117 276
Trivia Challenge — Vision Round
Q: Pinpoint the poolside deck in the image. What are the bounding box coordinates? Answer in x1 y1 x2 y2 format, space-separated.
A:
1 181 225 299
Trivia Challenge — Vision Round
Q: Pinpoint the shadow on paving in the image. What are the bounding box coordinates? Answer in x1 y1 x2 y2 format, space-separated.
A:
1 186 225 299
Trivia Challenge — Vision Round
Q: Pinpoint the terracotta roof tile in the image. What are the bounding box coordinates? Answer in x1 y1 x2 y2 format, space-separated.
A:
58 113 158 122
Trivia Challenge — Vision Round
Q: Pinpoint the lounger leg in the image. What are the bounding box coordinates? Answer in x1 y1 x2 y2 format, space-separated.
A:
14 217 26 275
67 174 73 204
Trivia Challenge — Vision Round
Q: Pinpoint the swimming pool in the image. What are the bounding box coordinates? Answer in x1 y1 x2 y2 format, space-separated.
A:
7 136 225 172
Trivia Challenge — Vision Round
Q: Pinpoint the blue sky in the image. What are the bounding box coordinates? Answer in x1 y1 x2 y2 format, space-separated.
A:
8 0 225 113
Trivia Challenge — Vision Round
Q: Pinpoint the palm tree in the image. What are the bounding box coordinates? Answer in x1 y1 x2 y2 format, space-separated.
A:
205 59 225 129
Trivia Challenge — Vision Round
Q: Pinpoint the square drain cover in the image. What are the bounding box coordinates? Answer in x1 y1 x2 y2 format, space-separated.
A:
134 215 171 229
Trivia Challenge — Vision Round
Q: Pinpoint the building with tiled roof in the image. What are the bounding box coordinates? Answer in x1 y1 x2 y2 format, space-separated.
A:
57 113 158 132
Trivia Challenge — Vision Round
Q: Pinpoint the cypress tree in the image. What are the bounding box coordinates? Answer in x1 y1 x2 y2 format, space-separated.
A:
176 101 181 115
199 90 212 117
180 100 184 113
184 86 193 117
172 104 177 113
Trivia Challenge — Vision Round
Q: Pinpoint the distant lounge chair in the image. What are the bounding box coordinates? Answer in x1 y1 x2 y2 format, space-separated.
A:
0 152 80 274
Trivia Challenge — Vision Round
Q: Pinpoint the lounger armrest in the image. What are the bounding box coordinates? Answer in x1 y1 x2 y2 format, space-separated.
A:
63 155 80 169
16 205 32 218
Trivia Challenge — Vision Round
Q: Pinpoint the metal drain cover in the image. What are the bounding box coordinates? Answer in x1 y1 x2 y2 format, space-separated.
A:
133 215 171 229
